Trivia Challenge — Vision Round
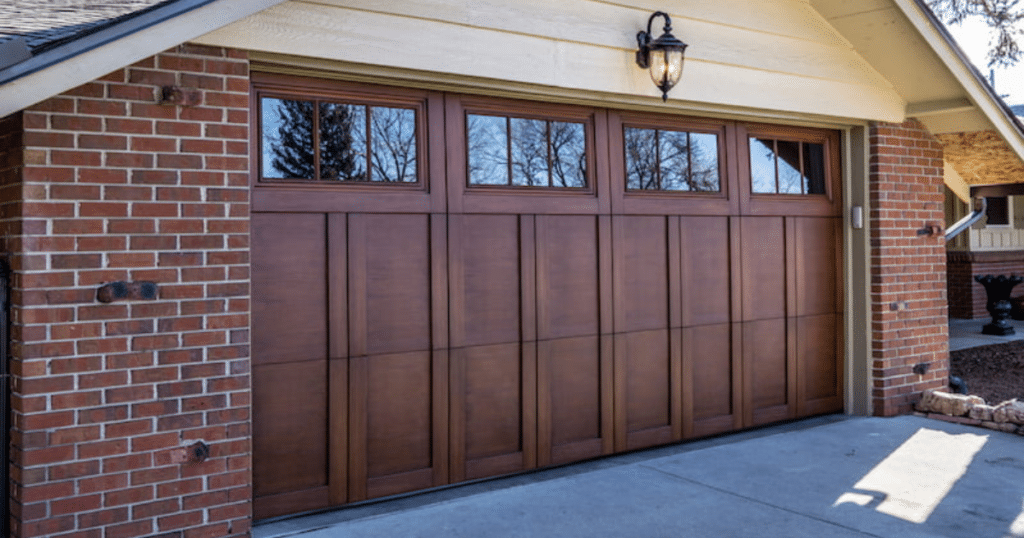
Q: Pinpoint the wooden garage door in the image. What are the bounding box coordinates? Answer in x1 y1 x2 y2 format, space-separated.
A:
250 75 843 519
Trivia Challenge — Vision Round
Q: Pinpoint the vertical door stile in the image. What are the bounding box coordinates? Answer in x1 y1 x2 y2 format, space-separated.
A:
728 216 744 431
346 213 368 502
668 216 683 441
430 212 450 487
447 215 466 484
786 217 799 420
535 216 551 468
327 213 349 506
611 216 627 452
520 215 538 471
598 215 615 455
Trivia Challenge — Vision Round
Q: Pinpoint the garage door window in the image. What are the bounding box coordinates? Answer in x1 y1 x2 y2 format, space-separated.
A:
260 97 418 183
623 127 720 192
467 113 587 188
749 137 826 195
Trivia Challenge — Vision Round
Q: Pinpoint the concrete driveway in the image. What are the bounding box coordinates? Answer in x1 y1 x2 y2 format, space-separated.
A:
257 415 1024 538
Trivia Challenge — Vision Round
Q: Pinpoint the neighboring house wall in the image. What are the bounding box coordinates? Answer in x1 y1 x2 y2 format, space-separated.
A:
869 119 949 416
4 45 252 538
946 195 1024 319
947 251 1024 318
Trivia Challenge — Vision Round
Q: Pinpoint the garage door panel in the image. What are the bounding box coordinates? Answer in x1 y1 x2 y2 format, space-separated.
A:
799 313 843 412
450 214 522 347
740 217 786 322
795 217 840 317
363 352 434 477
349 351 445 500
349 214 433 356
680 217 733 327
538 336 608 466
536 215 600 340
686 324 735 423
452 343 536 481
615 329 679 451
253 360 328 498
251 213 327 365
614 216 669 333
744 318 796 425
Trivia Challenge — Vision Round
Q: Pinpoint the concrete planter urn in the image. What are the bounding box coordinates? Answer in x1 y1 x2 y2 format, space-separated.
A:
975 274 1024 336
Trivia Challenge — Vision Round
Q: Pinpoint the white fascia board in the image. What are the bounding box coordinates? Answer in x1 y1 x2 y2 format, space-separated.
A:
0 0 288 119
892 0 1024 158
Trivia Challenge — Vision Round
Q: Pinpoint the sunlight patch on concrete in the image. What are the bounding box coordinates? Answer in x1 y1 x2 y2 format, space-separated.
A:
833 428 988 524
1009 498 1024 536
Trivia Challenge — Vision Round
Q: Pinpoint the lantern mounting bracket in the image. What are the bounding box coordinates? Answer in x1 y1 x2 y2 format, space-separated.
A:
635 11 671 70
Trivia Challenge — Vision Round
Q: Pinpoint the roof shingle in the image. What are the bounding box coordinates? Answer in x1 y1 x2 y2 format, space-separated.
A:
0 0 173 54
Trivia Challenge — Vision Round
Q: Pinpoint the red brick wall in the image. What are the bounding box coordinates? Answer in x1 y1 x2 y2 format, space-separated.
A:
947 251 1024 319
869 119 950 416
5 45 251 538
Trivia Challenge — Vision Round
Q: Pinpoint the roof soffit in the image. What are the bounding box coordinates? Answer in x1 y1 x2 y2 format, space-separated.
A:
813 0 1024 186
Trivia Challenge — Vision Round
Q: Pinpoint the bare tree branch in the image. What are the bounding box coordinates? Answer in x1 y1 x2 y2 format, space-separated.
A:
928 0 1024 67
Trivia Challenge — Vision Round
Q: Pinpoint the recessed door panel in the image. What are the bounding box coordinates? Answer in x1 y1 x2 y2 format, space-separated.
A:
686 324 736 434
251 213 326 365
614 216 669 333
452 343 535 481
680 216 732 327
745 318 793 425
252 361 328 509
741 217 786 322
536 215 600 340
348 351 442 500
616 329 678 451
799 313 843 414
450 214 521 348
538 336 608 466
349 214 432 356
795 217 840 317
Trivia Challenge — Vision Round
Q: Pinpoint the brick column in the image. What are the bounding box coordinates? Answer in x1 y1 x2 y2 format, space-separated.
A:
5 45 252 538
869 119 949 416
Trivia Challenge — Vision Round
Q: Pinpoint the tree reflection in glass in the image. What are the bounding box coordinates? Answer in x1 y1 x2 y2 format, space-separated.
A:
624 127 720 192
319 102 366 181
750 138 777 194
467 113 587 188
263 97 315 180
749 137 827 195
511 118 548 186
370 106 417 182
625 128 658 190
468 115 509 185
549 121 586 188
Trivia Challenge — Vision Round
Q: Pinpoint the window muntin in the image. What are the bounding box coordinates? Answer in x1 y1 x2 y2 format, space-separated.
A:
467 113 587 188
749 137 826 195
624 127 720 192
260 96 418 183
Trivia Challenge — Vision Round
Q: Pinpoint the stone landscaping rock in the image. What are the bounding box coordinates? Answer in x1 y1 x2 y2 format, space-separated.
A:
969 404 995 421
916 389 985 416
992 399 1024 424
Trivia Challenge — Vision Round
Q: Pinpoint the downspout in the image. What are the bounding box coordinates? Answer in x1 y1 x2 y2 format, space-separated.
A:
945 197 986 241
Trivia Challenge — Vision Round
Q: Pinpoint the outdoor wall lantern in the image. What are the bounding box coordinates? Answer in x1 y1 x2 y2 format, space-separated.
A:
636 11 688 101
